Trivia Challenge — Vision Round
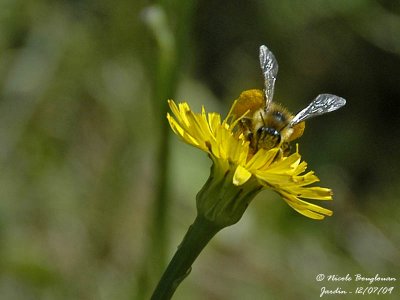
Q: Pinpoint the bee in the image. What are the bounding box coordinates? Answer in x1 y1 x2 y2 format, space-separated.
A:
232 45 346 153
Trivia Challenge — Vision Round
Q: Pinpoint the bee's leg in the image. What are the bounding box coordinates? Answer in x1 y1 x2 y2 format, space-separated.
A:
238 118 253 139
237 118 258 150
246 129 258 151
246 131 254 142
239 117 251 127
281 142 291 156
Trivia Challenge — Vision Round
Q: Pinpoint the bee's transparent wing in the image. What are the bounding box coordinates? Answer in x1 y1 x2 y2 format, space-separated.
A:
259 45 278 110
289 94 346 126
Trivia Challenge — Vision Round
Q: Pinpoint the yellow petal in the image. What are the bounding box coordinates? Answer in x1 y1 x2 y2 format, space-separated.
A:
281 192 333 220
233 165 252 186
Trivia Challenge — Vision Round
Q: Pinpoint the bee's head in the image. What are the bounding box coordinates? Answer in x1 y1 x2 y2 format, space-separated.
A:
256 126 281 150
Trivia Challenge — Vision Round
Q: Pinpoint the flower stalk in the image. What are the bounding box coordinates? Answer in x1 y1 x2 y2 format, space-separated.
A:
150 214 220 300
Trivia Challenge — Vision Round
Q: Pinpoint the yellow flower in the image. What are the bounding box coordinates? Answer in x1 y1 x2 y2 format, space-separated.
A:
167 98 333 221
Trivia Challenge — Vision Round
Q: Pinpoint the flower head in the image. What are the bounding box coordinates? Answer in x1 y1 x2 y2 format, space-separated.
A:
167 97 333 221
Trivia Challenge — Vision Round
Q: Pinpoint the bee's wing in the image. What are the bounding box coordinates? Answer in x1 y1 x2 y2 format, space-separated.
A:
259 45 278 110
289 94 346 126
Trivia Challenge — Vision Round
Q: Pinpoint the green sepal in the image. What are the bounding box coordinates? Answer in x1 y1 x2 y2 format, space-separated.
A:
196 158 262 228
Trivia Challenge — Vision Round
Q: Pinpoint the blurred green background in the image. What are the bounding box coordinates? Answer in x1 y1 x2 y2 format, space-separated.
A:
0 0 399 299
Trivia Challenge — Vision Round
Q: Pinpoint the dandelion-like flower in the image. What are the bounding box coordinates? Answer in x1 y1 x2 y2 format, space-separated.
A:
167 98 333 221
151 45 345 300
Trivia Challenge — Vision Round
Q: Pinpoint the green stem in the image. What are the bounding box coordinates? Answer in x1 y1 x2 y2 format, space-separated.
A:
151 215 222 300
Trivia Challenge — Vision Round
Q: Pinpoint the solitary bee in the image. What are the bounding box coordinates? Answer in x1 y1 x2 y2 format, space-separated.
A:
232 45 346 153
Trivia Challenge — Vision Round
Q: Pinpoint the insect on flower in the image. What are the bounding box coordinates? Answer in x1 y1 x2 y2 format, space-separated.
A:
232 45 346 154
166 44 346 220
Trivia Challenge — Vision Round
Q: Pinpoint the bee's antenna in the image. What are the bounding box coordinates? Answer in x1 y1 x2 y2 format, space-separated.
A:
259 111 267 127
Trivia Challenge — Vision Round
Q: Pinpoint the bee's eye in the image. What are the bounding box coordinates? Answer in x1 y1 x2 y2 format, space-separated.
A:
257 126 279 135
256 127 266 135
257 127 280 138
